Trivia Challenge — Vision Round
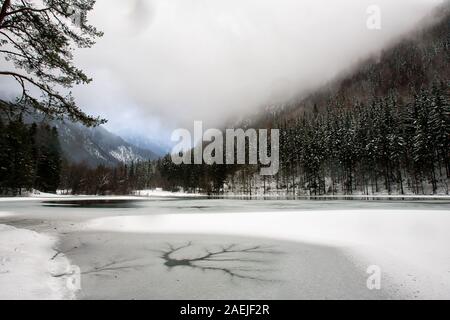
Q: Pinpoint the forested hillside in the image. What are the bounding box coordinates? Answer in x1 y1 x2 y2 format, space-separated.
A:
51 5 449 196
0 116 62 195
148 5 450 196
2 4 447 196
269 5 449 125
0 102 159 195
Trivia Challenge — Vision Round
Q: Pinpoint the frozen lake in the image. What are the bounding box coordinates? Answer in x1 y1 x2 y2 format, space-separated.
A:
1 197 450 299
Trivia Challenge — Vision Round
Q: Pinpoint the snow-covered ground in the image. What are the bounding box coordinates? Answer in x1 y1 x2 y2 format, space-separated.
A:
0 189 201 202
132 189 203 198
0 221 75 299
0 196 449 299
0 194 143 202
214 193 450 200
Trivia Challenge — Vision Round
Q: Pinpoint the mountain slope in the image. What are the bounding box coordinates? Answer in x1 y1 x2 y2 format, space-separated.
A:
54 121 159 167
120 134 171 158
154 2 449 196
0 102 160 167
251 3 449 127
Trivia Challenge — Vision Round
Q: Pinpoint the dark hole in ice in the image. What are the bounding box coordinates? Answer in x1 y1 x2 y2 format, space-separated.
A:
41 199 143 208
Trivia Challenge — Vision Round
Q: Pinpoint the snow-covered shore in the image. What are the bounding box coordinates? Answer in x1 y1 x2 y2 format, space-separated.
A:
1 191 450 203
133 189 203 198
214 193 450 200
0 195 144 202
0 189 202 202
0 221 75 300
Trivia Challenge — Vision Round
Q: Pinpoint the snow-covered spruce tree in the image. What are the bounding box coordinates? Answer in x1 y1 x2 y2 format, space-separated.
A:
353 102 371 195
2 115 35 195
380 94 405 194
324 104 343 194
0 115 64 195
412 89 438 193
34 124 62 193
0 117 9 193
430 82 450 179
0 0 105 126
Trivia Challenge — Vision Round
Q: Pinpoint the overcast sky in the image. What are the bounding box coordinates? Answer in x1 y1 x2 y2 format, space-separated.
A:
1 0 444 145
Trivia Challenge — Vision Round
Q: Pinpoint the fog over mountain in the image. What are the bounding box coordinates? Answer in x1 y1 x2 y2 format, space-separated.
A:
0 0 444 145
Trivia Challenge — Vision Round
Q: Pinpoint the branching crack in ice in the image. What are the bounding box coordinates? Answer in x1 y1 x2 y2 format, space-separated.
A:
81 258 150 276
51 245 81 261
53 257 150 278
159 242 282 282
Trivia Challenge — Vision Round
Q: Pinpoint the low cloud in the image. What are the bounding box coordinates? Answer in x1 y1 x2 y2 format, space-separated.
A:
1 0 444 144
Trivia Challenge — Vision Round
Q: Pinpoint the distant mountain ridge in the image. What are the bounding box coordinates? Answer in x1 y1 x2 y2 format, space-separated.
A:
54 121 160 167
0 101 160 167
120 134 171 158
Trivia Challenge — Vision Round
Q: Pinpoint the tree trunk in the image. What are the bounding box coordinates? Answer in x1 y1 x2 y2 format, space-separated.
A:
398 168 404 195
0 0 11 26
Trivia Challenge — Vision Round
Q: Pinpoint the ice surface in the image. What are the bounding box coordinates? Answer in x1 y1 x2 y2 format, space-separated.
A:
1 196 449 299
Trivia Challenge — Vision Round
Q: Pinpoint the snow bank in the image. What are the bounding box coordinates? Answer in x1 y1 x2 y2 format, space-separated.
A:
0 212 12 218
296 194 450 199
0 224 76 300
0 195 143 202
133 189 203 198
86 210 450 299
0 189 202 202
